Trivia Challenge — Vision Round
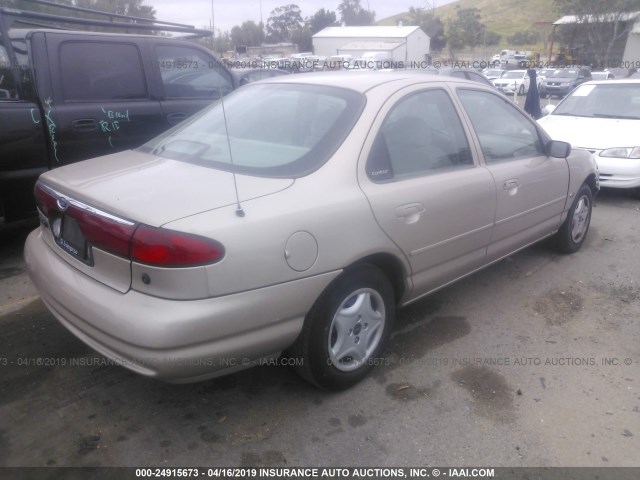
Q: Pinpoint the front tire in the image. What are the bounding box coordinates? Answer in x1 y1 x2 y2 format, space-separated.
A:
554 184 593 253
518 84 525 95
289 264 395 390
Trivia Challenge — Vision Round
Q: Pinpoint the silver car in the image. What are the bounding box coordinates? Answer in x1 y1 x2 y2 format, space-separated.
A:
25 72 599 390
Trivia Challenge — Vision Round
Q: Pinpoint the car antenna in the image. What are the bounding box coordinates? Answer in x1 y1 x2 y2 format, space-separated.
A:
219 88 245 218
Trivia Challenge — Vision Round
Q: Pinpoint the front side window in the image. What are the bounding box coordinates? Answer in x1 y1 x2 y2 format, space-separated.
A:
156 45 233 99
60 42 147 101
457 89 544 163
367 89 473 181
139 83 365 178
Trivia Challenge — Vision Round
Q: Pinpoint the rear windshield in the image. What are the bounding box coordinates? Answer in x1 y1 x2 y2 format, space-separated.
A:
139 83 365 178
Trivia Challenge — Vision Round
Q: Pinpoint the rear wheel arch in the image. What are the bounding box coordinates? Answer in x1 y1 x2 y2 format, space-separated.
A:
286 255 405 390
350 252 408 305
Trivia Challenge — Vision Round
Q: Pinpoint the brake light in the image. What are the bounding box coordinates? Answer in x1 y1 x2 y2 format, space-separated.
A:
36 181 137 259
69 207 137 258
34 182 58 217
35 182 223 267
131 225 225 267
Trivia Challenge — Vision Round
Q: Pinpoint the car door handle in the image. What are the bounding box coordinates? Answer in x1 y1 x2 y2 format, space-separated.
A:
167 112 188 125
395 203 425 223
503 179 520 191
71 118 98 132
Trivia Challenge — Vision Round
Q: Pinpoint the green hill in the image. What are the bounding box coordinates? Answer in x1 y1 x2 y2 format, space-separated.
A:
379 0 561 45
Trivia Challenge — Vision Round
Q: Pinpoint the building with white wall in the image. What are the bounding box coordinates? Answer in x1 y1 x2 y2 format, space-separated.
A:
312 26 430 64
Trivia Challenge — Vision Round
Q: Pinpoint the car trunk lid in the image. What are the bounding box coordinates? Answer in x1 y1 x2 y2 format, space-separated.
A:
35 150 293 292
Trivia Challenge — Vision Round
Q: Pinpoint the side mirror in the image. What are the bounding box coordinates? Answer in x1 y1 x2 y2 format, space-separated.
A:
546 140 571 158
542 104 556 116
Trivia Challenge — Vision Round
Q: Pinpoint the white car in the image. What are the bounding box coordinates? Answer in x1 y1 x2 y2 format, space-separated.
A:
538 80 640 190
492 69 530 95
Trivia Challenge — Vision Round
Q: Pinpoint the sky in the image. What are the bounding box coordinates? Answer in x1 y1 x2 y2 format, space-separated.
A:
150 0 458 34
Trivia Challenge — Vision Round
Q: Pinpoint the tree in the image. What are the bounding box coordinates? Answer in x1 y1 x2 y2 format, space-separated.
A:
507 31 539 46
483 30 501 46
7 0 156 35
337 0 375 26
213 30 232 55
230 21 265 48
554 0 640 66
446 7 485 56
266 4 304 43
408 6 446 52
290 26 313 52
8 0 155 21
75 0 156 19
308 8 338 34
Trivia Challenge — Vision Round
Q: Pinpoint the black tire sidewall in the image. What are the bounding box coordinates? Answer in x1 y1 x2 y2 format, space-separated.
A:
304 264 395 390
558 184 593 253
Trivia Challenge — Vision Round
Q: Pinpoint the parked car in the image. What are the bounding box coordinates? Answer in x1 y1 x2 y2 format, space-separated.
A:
493 69 530 95
536 68 557 85
0 6 237 223
538 79 640 192
232 68 290 86
419 67 495 88
591 71 616 80
538 67 592 98
482 68 506 81
439 68 495 87
25 72 598 390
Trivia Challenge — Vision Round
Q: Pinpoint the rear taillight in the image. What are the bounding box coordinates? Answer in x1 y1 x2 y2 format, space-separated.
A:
131 225 225 267
69 207 137 258
34 182 58 217
36 181 137 259
35 182 224 267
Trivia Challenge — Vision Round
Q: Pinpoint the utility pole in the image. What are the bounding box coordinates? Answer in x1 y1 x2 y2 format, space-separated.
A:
211 0 215 51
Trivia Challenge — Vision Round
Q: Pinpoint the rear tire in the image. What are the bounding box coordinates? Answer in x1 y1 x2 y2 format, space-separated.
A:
554 184 593 253
289 264 395 390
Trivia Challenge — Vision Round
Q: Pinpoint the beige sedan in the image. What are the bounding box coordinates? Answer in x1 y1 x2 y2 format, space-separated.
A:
25 72 599 390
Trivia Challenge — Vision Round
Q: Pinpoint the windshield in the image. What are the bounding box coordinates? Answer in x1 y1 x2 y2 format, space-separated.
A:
550 69 578 79
485 69 504 77
502 71 524 79
138 83 366 177
552 83 640 119
539 69 555 77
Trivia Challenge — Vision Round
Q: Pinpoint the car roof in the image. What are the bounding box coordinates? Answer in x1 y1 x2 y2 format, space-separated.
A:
579 79 640 86
256 70 483 93
9 27 193 41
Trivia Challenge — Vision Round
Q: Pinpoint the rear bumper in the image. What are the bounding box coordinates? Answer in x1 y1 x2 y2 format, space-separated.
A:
24 228 339 382
539 85 572 96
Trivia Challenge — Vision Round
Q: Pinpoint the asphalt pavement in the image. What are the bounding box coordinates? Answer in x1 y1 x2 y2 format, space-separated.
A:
0 189 638 469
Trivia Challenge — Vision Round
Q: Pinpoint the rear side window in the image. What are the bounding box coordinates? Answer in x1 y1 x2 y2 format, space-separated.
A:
0 34 31 100
367 89 473 181
0 43 16 100
59 42 147 101
156 45 233 99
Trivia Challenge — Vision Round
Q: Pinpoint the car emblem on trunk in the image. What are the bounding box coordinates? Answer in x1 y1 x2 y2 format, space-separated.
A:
57 197 69 211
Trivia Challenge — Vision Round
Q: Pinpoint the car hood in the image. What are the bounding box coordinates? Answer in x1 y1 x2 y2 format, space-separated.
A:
40 150 294 227
538 115 639 150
